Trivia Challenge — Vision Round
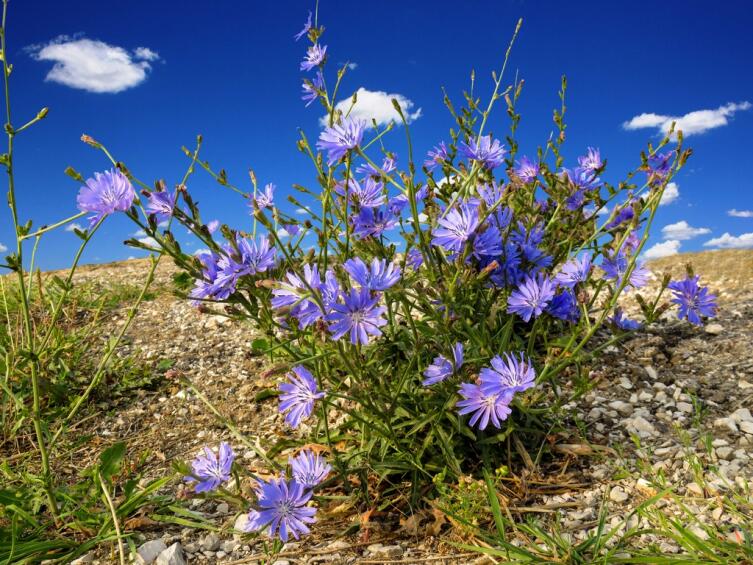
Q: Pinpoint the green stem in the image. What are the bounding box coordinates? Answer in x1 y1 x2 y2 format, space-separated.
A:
1 0 59 520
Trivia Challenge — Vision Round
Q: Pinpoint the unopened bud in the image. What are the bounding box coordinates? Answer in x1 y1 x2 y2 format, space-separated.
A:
81 134 99 147
255 279 277 289
37 107 49 120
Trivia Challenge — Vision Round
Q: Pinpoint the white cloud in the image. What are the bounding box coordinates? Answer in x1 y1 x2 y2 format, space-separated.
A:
346 62 358 70
0 242 7 253
132 228 147 237
65 222 83 232
703 232 753 249
644 239 681 260
728 209 753 218
660 182 679 205
661 220 711 241
623 102 751 137
295 208 309 215
193 248 210 256
29 37 159 93
134 46 160 61
323 87 422 128
277 227 291 239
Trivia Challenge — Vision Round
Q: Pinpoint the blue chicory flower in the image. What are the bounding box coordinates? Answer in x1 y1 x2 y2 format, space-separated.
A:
459 135 506 169
432 201 480 254
279 366 325 428
145 190 177 221
184 442 234 493
244 477 317 542
507 273 555 322
77 169 136 226
344 257 401 291
668 275 717 326
479 353 535 399
300 43 327 71
601 252 650 290
423 343 463 386
289 450 332 488
554 254 592 288
327 288 387 345
456 383 512 430
317 117 366 165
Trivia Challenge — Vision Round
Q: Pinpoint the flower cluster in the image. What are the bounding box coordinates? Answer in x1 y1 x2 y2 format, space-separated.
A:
272 258 399 345
190 236 276 303
73 6 724 549
243 449 330 542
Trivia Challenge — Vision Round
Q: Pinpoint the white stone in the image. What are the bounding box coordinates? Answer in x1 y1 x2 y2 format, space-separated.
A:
714 417 738 433
644 366 658 380
155 543 186 565
609 486 629 503
367 544 404 558
622 416 656 437
740 421 753 435
137 540 168 565
608 400 633 417
202 533 221 551
731 408 753 423
686 482 704 497
676 402 693 414
704 323 723 335
716 446 734 460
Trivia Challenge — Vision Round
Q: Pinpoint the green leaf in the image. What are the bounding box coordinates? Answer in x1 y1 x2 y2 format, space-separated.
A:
98 442 126 480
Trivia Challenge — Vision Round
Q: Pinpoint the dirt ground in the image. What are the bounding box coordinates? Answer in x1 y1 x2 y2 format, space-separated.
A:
40 249 753 563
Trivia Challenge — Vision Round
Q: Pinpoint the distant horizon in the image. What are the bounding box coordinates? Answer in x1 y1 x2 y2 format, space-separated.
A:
1 0 752 270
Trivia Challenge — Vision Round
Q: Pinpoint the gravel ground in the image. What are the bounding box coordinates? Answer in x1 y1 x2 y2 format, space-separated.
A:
58 249 753 564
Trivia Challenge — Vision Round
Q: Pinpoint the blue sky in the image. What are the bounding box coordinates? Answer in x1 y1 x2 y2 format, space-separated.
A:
2 0 752 270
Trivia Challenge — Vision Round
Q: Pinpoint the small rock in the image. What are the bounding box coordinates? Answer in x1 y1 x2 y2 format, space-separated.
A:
686 482 704 497
71 553 95 565
608 400 633 417
609 486 629 503
739 380 753 390
740 421 753 435
704 323 723 335
714 417 738 433
367 544 404 558
216 502 230 515
644 366 658 380
676 402 693 414
619 377 634 390
716 446 734 460
202 533 221 552
622 416 656 437
731 408 753 423
137 540 168 565
155 543 186 565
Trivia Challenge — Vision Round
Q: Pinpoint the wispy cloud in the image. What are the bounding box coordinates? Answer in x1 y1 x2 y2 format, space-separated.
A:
623 101 751 137
644 239 681 260
703 232 753 249
661 220 710 241
0 242 7 253
323 87 421 128
28 37 160 93
65 222 83 232
295 208 309 215
728 209 753 218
